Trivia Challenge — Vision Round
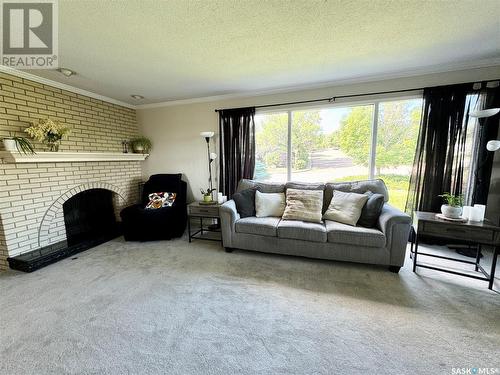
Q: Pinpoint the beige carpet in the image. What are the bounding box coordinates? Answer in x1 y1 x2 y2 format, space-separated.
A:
0 237 499 375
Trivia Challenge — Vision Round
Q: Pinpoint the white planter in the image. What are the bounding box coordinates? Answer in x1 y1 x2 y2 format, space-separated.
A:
2 139 18 152
133 145 144 153
441 204 462 219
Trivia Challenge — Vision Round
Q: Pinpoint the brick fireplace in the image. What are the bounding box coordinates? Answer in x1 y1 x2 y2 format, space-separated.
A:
0 72 144 270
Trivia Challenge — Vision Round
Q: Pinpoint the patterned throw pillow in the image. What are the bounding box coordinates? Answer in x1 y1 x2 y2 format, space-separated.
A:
145 192 176 209
282 188 323 223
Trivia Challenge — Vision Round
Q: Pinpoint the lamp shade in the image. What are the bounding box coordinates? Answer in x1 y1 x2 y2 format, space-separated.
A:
486 140 500 152
200 131 215 138
469 108 500 118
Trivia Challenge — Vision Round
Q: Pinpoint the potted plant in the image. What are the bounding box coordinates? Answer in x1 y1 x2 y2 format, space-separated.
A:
130 137 152 154
200 188 216 203
25 118 70 152
438 193 464 219
1 135 35 154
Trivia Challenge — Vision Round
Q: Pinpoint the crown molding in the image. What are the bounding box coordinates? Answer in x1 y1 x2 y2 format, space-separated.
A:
0 65 136 109
3 57 499 112
136 58 500 109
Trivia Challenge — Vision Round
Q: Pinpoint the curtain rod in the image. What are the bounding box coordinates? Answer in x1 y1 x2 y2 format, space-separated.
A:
213 79 500 113
213 87 422 112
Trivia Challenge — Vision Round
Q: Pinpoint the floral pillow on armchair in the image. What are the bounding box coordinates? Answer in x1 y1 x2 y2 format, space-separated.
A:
145 192 176 209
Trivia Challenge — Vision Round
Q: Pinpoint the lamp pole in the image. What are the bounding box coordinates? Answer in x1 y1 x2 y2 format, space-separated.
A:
205 136 213 198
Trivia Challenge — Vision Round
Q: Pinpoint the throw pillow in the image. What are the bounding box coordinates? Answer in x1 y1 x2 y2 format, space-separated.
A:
145 192 176 209
255 190 285 218
357 191 385 228
282 188 323 223
323 190 368 226
232 188 256 218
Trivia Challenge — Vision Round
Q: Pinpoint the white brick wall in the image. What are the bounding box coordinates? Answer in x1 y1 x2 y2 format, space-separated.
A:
0 73 143 270
0 161 142 269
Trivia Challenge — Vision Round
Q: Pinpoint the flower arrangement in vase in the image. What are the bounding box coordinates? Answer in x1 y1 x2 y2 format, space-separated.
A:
25 118 70 152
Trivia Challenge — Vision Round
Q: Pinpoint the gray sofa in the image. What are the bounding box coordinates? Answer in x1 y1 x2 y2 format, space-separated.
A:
220 179 412 272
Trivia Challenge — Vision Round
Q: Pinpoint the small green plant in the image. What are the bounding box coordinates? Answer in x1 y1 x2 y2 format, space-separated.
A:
130 137 152 153
2 135 36 154
200 188 216 197
438 192 464 207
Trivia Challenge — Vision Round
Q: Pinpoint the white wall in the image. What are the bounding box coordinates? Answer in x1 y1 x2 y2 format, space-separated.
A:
137 66 500 202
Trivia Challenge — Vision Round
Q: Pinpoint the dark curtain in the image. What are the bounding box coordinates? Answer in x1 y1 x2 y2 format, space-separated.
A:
218 107 256 198
406 83 472 214
473 83 500 204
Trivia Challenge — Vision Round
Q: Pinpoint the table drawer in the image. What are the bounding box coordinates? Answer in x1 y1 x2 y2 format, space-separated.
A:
420 221 496 243
189 205 219 217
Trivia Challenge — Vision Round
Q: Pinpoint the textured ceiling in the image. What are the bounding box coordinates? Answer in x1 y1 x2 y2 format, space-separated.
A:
25 0 500 104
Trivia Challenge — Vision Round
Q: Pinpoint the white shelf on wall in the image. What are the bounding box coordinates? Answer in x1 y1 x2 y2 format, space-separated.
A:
0 151 149 163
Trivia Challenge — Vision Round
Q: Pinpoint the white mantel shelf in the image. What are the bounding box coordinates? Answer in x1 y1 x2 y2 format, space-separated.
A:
0 151 149 163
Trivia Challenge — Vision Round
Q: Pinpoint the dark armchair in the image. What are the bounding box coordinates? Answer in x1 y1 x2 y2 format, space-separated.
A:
120 174 187 241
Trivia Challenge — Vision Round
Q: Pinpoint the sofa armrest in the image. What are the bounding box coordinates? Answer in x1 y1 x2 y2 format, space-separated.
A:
377 204 412 266
220 200 240 248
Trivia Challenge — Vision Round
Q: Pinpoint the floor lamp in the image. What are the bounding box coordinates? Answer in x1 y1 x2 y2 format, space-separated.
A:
200 131 217 203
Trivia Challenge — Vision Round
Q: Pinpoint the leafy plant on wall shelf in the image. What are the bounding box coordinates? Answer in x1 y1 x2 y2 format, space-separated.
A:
130 137 152 154
438 192 464 219
1 133 35 154
25 118 70 152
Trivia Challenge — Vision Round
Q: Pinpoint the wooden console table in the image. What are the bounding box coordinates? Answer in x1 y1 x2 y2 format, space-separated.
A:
413 211 500 290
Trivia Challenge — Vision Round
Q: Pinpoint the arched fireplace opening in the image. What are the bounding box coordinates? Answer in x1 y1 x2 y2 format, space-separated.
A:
63 188 119 247
7 186 124 272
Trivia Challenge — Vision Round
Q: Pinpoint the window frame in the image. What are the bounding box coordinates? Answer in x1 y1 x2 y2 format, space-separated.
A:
254 91 423 182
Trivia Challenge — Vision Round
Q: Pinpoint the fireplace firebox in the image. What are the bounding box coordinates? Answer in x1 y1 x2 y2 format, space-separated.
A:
64 188 119 246
7 188 121 272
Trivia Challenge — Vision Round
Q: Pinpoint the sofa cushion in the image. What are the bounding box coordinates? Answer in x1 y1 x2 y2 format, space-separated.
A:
324 179 389 210
285 181 325 192
232 188 256 218
282 188 323 223
255 191 286 218
357 191 385 228
237 179 285 193
325 220 385 247
235 216 281 237
277 220 327 243
323 190 369 226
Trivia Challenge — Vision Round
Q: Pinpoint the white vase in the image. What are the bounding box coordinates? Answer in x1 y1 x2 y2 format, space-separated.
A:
441 204 462 219
2 139 17 152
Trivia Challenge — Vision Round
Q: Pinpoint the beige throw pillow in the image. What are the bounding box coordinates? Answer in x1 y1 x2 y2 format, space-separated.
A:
255 191 286 217
282 188 323 223
323 190 369 226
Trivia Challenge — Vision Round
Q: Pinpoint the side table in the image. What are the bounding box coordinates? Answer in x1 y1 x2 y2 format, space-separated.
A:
187 202 222 242
413 211 500 290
